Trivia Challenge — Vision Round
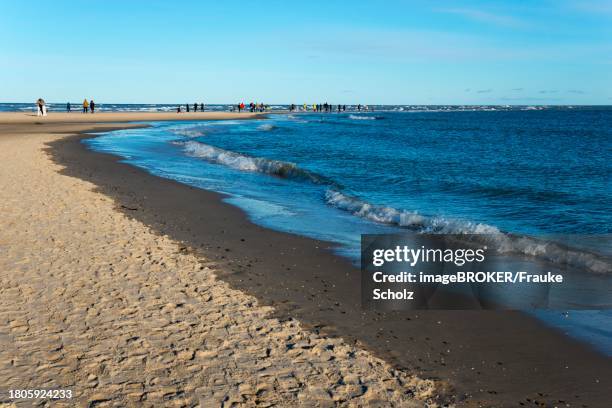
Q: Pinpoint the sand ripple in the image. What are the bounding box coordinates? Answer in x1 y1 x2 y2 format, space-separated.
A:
0 133 440 406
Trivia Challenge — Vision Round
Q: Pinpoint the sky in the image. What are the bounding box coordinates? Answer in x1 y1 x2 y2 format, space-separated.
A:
1 0 611 104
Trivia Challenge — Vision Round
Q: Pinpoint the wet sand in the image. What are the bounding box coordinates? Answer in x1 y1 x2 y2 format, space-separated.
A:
1 113 610 406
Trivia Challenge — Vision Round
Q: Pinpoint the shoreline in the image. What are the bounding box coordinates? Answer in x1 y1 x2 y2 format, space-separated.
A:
0 111 266 126
44 119 611 406
1 113 609 406
0 116 440 407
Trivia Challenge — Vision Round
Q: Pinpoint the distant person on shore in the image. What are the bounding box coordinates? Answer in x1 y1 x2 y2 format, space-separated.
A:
36 98 43 116
83 99 89 113
237 103 241 112
66 102 71 112
36 98 47 116
200 103 204 111
186 103 190 112
90 99 95 113
193 103 198 112
177 105 182 113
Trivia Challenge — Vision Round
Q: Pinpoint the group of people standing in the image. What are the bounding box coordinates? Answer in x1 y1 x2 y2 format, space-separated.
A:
36 98 97 115
177 103 205 113
290 103 348 112
231 102 268 113
44 99 96 113
251 102 269 112
78 99 95 113
35 99 367 115
176 102 270 113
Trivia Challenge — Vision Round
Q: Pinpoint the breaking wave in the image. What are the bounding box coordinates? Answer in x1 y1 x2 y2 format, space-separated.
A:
324 189 499 234
178 141 331 185
174 140 609 275
349 114 384 120
170 128 206 137
349 114 377 120
324 190 610 274
257 123 277 131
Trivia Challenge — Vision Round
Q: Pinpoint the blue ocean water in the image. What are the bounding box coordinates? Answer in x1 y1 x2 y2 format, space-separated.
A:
81 108 612 354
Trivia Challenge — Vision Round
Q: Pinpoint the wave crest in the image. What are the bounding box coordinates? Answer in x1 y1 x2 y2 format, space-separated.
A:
173 140 609 275
349 114 385 120
324 190 610 274
171 129 206 137
349 114 376 120
179 141 330 184
257 123 276 131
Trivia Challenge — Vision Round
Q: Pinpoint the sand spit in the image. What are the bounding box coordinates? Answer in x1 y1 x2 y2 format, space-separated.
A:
0 131 442 406
0 111 265 125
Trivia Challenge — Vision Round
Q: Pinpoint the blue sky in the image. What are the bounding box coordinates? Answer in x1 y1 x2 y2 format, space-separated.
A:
1 1 610 104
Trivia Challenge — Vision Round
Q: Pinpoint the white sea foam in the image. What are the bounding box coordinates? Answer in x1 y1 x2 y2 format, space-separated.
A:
324 190 610 274
170 128 206 137
349 114 376 120
173 140 609 275
178 141 328 184
257 123 276 131
324 189 497 234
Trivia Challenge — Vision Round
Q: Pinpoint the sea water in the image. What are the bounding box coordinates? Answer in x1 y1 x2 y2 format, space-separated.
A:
81 107 611 354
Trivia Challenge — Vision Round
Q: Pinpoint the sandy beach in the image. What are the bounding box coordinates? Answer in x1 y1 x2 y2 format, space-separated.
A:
0 114 439 407
0 111 265 124
1 112 610 407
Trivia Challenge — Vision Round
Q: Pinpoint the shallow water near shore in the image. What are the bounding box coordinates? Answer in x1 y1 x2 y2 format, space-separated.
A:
84 108 612 354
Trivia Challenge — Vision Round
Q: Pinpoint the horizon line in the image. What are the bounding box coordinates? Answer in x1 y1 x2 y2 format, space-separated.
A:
2 101 611 107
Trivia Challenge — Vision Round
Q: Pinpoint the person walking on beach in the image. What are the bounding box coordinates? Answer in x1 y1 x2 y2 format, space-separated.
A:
177 105 182 113
36 98 47 116
193 103 198 112
186 103 190 112
200 103 204 111
36 98 44 116
66 102 71 112
83 99 89 113
90 99 95 113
